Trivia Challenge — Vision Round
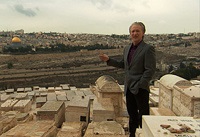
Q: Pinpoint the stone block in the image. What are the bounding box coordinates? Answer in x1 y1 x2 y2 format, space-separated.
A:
57 95 67 101
16 113 29 121
0 95 10 103
57 122 85 137
13 99 32 113
66 90 76 101
15 93 28 100
24 87 32 92
65 96 90 123
0 113 17 135
0 99 18 111
36 97 47 108
84 121 127 137
1 121 57 137
159 84 200 117
55 87 62 91
159 85 173 110
37 101 65 128
92 98 115 122
149 96 159 107
172 86 200 117
17 88 25 93
48 87 55 92
150 107 176 116
47 93 57 101
5 89 14 95
33 86 40 90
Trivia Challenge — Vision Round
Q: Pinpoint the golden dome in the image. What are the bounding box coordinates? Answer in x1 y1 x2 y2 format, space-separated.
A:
12 37 21 43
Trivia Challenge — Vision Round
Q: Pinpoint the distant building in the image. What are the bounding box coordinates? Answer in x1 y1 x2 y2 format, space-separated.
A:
15 29 24 35
3 36 30 52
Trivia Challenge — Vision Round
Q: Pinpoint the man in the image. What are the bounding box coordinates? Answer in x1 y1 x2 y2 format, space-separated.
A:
99 22 156 137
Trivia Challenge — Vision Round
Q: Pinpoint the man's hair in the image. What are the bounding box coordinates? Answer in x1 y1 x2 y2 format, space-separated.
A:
129 22 146 33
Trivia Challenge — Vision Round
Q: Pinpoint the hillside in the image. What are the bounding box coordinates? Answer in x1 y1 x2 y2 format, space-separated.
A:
0 42 199 90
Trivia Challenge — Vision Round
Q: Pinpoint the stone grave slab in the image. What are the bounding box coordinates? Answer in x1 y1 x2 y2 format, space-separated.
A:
142 116 200 137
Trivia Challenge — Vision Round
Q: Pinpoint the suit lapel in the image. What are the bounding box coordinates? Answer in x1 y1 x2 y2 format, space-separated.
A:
129 41 145 67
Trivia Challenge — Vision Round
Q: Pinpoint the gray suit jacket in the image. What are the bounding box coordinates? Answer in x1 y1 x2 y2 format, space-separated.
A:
107 41 156 95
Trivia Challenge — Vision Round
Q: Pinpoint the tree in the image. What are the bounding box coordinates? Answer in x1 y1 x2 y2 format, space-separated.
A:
168 64 174 73
172 63 200 80
179 62 186 69
7 62 13 69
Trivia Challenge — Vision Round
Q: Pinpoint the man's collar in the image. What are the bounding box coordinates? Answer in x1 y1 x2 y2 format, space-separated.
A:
132 40 143 47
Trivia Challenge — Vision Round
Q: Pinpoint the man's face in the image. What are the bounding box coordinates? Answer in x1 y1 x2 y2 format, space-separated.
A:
130 24 144 45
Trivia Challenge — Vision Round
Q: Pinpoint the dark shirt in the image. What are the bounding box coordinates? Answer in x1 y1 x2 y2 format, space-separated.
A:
127 41 142 65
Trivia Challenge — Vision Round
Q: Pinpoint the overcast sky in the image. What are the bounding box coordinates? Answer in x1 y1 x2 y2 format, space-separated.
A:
0 0 199 34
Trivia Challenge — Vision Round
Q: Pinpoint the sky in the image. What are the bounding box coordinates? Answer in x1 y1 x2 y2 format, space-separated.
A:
0 0 199 35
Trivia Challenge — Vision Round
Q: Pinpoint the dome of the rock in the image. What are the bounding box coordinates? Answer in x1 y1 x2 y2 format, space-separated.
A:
12 37 21 43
